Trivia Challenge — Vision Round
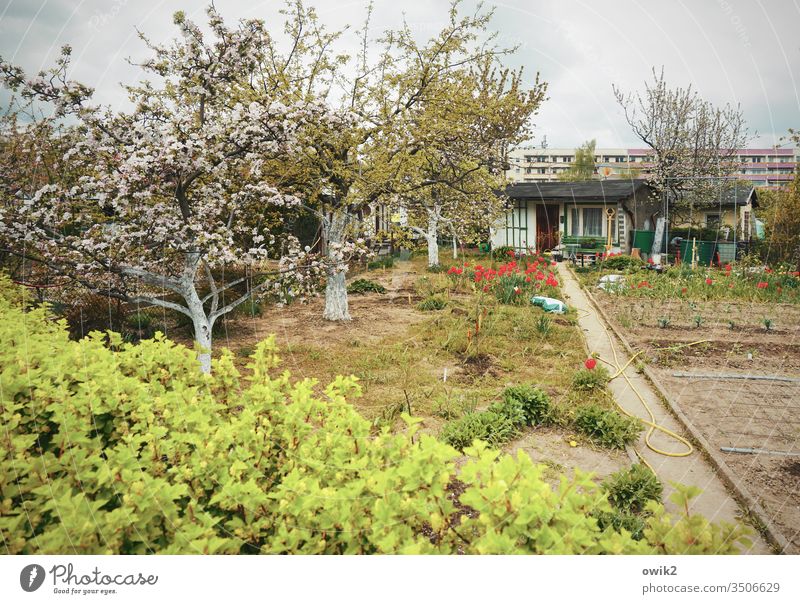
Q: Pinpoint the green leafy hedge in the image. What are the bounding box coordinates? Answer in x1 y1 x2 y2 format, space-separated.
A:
0 278 751 554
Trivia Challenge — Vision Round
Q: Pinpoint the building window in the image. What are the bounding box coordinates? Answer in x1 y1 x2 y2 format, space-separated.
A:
568 207 605 237
705 213 721 229
583 208 603 236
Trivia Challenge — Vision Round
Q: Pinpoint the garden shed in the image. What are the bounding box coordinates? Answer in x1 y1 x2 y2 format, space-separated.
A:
490 180 655 254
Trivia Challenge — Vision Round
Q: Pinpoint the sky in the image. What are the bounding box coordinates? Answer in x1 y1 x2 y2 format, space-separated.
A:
0 0 798 149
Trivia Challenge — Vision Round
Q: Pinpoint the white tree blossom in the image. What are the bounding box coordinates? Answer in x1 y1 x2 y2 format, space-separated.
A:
0 7 323 372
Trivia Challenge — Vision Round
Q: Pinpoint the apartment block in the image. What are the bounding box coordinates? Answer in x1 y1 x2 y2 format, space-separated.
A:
507 146 798 189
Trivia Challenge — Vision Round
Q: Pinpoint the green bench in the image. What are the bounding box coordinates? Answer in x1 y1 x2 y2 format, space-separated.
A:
560 236 606 265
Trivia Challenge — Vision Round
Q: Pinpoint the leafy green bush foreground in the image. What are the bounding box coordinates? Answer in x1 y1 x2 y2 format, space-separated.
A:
0 279 751 554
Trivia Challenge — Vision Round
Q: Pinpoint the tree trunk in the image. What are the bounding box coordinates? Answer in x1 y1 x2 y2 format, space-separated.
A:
452 232 458 260
184 284 213 373
323 209 352 321
426 209 439 267
193 316 213 374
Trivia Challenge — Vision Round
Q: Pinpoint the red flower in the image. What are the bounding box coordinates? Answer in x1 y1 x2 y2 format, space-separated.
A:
705 278 713 285
756 281 768 289
525 276 531 282
681 287 687 294
638 281 650 288
647 258 654 264
507 249 516 257
535 271 545 281
765 267 773 274
584 358 597 370
482 285 489 292
724 263 732 272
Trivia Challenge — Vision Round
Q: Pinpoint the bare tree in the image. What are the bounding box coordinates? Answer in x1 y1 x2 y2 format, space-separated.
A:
613 68 750 222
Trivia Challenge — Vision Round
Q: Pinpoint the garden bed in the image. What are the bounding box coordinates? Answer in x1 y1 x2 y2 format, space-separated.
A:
595 290 800 553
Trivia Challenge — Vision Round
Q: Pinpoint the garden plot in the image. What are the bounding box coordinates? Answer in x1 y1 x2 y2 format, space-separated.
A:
209 255 636 484
598 293 800 552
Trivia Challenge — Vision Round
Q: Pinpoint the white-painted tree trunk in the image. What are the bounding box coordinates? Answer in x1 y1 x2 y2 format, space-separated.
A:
192 316 213 374
426 208 440 267
323 209 352 321
183 271 214 374
452 234 458 260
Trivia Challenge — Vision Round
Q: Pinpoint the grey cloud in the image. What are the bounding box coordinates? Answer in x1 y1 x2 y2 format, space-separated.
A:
1 0 797 147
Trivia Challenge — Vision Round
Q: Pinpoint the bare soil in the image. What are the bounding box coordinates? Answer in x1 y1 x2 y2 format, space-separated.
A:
505 427 630 481
598 292 800 552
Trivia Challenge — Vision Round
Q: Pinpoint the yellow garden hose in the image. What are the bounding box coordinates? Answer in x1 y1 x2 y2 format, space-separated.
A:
572 308 706 468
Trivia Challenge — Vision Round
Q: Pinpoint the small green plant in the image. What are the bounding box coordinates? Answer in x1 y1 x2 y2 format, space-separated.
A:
367 255 394 270
535 314 552 336
596 510 647 540
417 294 447 311
426 264 448 273
574 404 642 449
494 273 529 305
501 385 552 426
572 366 610 391
492 245 515 260
728 320 735 330
439 410 518 452
657 317 671 329
347 278 387 294
602 464 663 514
432 390 477 420
487 397 526 427
237 345 256 358
598 255 645 271
692 314 703 328
763 317 773 331
125 311 153 330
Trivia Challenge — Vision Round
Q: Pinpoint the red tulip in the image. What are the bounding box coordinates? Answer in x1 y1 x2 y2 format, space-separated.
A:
585 358 597 370
705 278 713 285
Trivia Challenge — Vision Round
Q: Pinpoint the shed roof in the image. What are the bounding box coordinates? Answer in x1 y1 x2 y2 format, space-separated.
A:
505 180 758 208
505 179 651 201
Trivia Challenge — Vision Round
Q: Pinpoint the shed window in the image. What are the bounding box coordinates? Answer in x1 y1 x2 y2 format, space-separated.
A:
583 208 603 236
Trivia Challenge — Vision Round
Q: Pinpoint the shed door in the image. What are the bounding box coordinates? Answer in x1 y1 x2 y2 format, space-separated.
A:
536 204 560 252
